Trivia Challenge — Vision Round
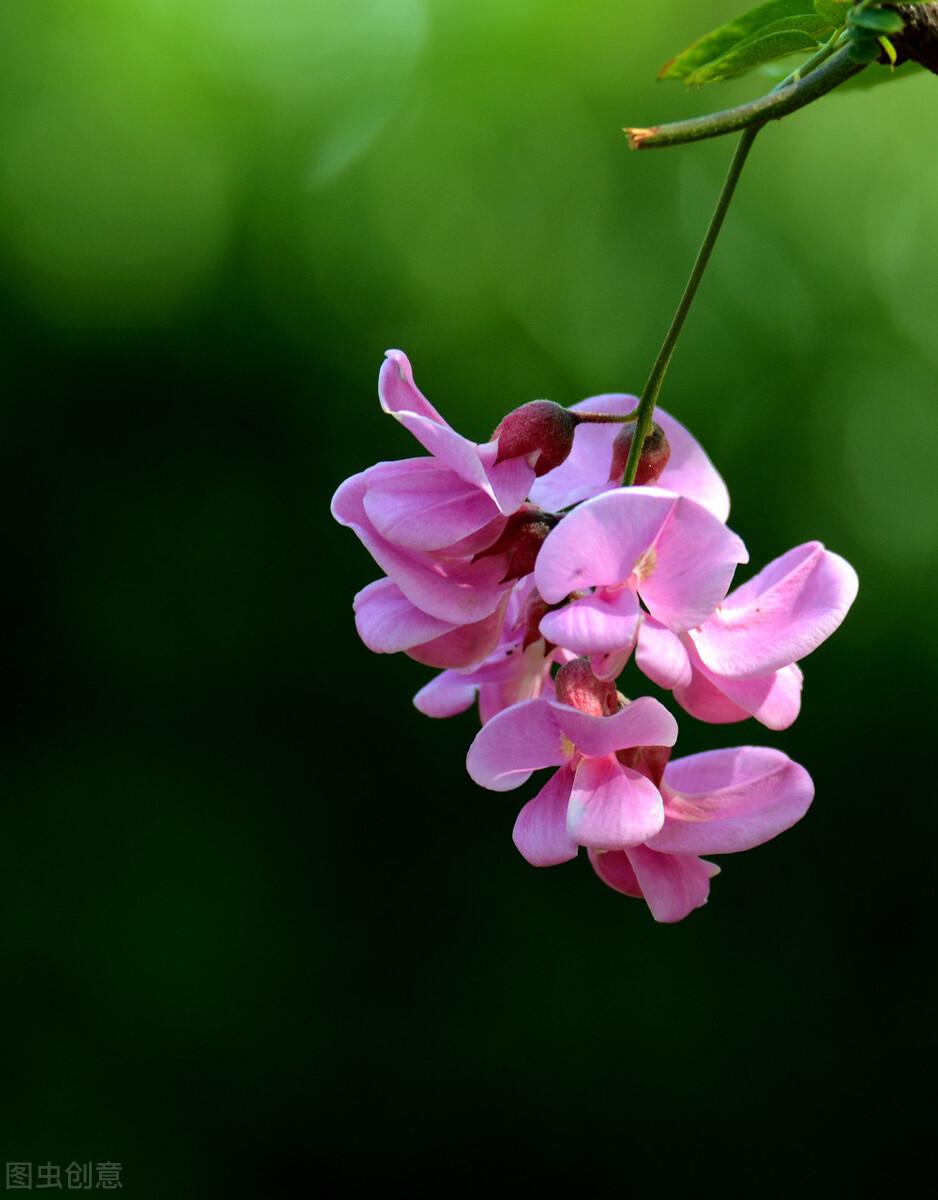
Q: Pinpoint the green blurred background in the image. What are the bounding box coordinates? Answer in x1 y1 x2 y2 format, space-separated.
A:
2 1 935 1193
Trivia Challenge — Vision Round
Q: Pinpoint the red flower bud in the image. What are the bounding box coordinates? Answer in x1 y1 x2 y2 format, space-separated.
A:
608 422 671 486
492 400 578 477
474 504 559 583
616 744 672 788
554 657 621 717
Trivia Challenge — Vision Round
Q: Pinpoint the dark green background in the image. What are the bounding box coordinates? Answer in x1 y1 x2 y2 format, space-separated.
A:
2 1 935 1194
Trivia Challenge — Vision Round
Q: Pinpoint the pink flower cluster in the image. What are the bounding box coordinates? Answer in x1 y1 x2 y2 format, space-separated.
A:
332 351 858 922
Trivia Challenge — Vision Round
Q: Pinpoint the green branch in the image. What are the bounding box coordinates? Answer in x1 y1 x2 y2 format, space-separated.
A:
625 43 866 151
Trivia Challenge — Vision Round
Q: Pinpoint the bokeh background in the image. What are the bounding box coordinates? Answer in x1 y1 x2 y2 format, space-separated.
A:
2 1 936 1193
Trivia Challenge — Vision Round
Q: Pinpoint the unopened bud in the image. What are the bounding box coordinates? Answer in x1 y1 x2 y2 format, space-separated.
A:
474 504 559 583
492 400 578 477
616 744 671 788
608 421 671 486
555 657 621 716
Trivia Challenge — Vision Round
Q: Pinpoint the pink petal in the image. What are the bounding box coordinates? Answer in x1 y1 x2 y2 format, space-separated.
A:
589 647 634 683
635 618 693 690
693 543 859 678
528 399 729 521
529 393 638 511
649 746 814 855
362 459 500 552
379 349 447 426
406 593 510 670
588 848 643 897
353 578 455 653
538 587 641 656
695 660 803 731
534 488 747 631
512 766 578 866
552 695 678 759
626 844 718 923
332 470 507 624
466 698 573 792
672 663 751 725
566 755 665 849
653 409 731 523
413 671 479 718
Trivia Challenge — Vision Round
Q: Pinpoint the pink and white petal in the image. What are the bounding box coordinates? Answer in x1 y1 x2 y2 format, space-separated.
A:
332 470 507 624
635 617 693 691
588 848 643 897
406 593 510 670
672 664 752 726
476 442 538 515
567 755 665 849
590 647 634 683
353 578 456 653
693 542 859 678
625 844 718 923
512 766 578 867
654 409 730 523
649 745 814 855
534 488 685 603
538 587 641 656
363 459 500 551
636 489 748 631
379 349 448 426
466 698 573 792
529 393 636 511
699 661 804 731
413 671 480 718
553 695 679 759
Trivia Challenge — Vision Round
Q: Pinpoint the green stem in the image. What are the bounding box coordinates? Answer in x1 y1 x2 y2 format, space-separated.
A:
575 410 640 424
621 126 759 486
625 43 865 150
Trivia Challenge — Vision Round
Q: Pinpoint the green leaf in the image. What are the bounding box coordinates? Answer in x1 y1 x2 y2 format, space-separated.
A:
660 1 830 81
813 0 849 23
685 31 819 85
850 9 906 34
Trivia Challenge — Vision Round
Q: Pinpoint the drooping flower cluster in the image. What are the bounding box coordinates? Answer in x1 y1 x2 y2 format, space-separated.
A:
332 350 858 921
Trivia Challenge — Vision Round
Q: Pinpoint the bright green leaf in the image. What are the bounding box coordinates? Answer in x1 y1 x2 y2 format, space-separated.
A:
849 10 906 34
684 23 830 86
660 1 828 81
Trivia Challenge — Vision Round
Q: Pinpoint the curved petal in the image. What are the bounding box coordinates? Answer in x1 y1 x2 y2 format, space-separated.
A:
697 660 803 731
406 593 510 670
353 578 455 653
635 618 693 690
413 671 479 718
588 848 643 897
625 845 718 924
590 647 634 683
672 663 751 726
332 470 507 624
552 695 679 759
528 399 728 520
363 458 500 551
649 746 814 855
512 766 578 866
379 349 447 425
538 587 641 656
534 488 747 630
466 699 572 792
693 543 859 678
567 755 665 849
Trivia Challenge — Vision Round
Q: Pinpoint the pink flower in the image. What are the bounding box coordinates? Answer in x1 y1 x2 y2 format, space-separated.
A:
413 579 564 721
533 486 748 679
529 394 730 520
590 746 814 922
635 542 859 729
466 686 680 855
466 679 814 922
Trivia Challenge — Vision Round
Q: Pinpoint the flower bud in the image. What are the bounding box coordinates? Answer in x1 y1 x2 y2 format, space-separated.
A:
616 744 671 788
521 589 550 650
474 504 559 583
492 400 578 477
608 421 671 486
555 657 620 717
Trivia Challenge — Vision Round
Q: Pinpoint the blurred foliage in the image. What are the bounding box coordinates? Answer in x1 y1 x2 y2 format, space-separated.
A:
1 1 936 1195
